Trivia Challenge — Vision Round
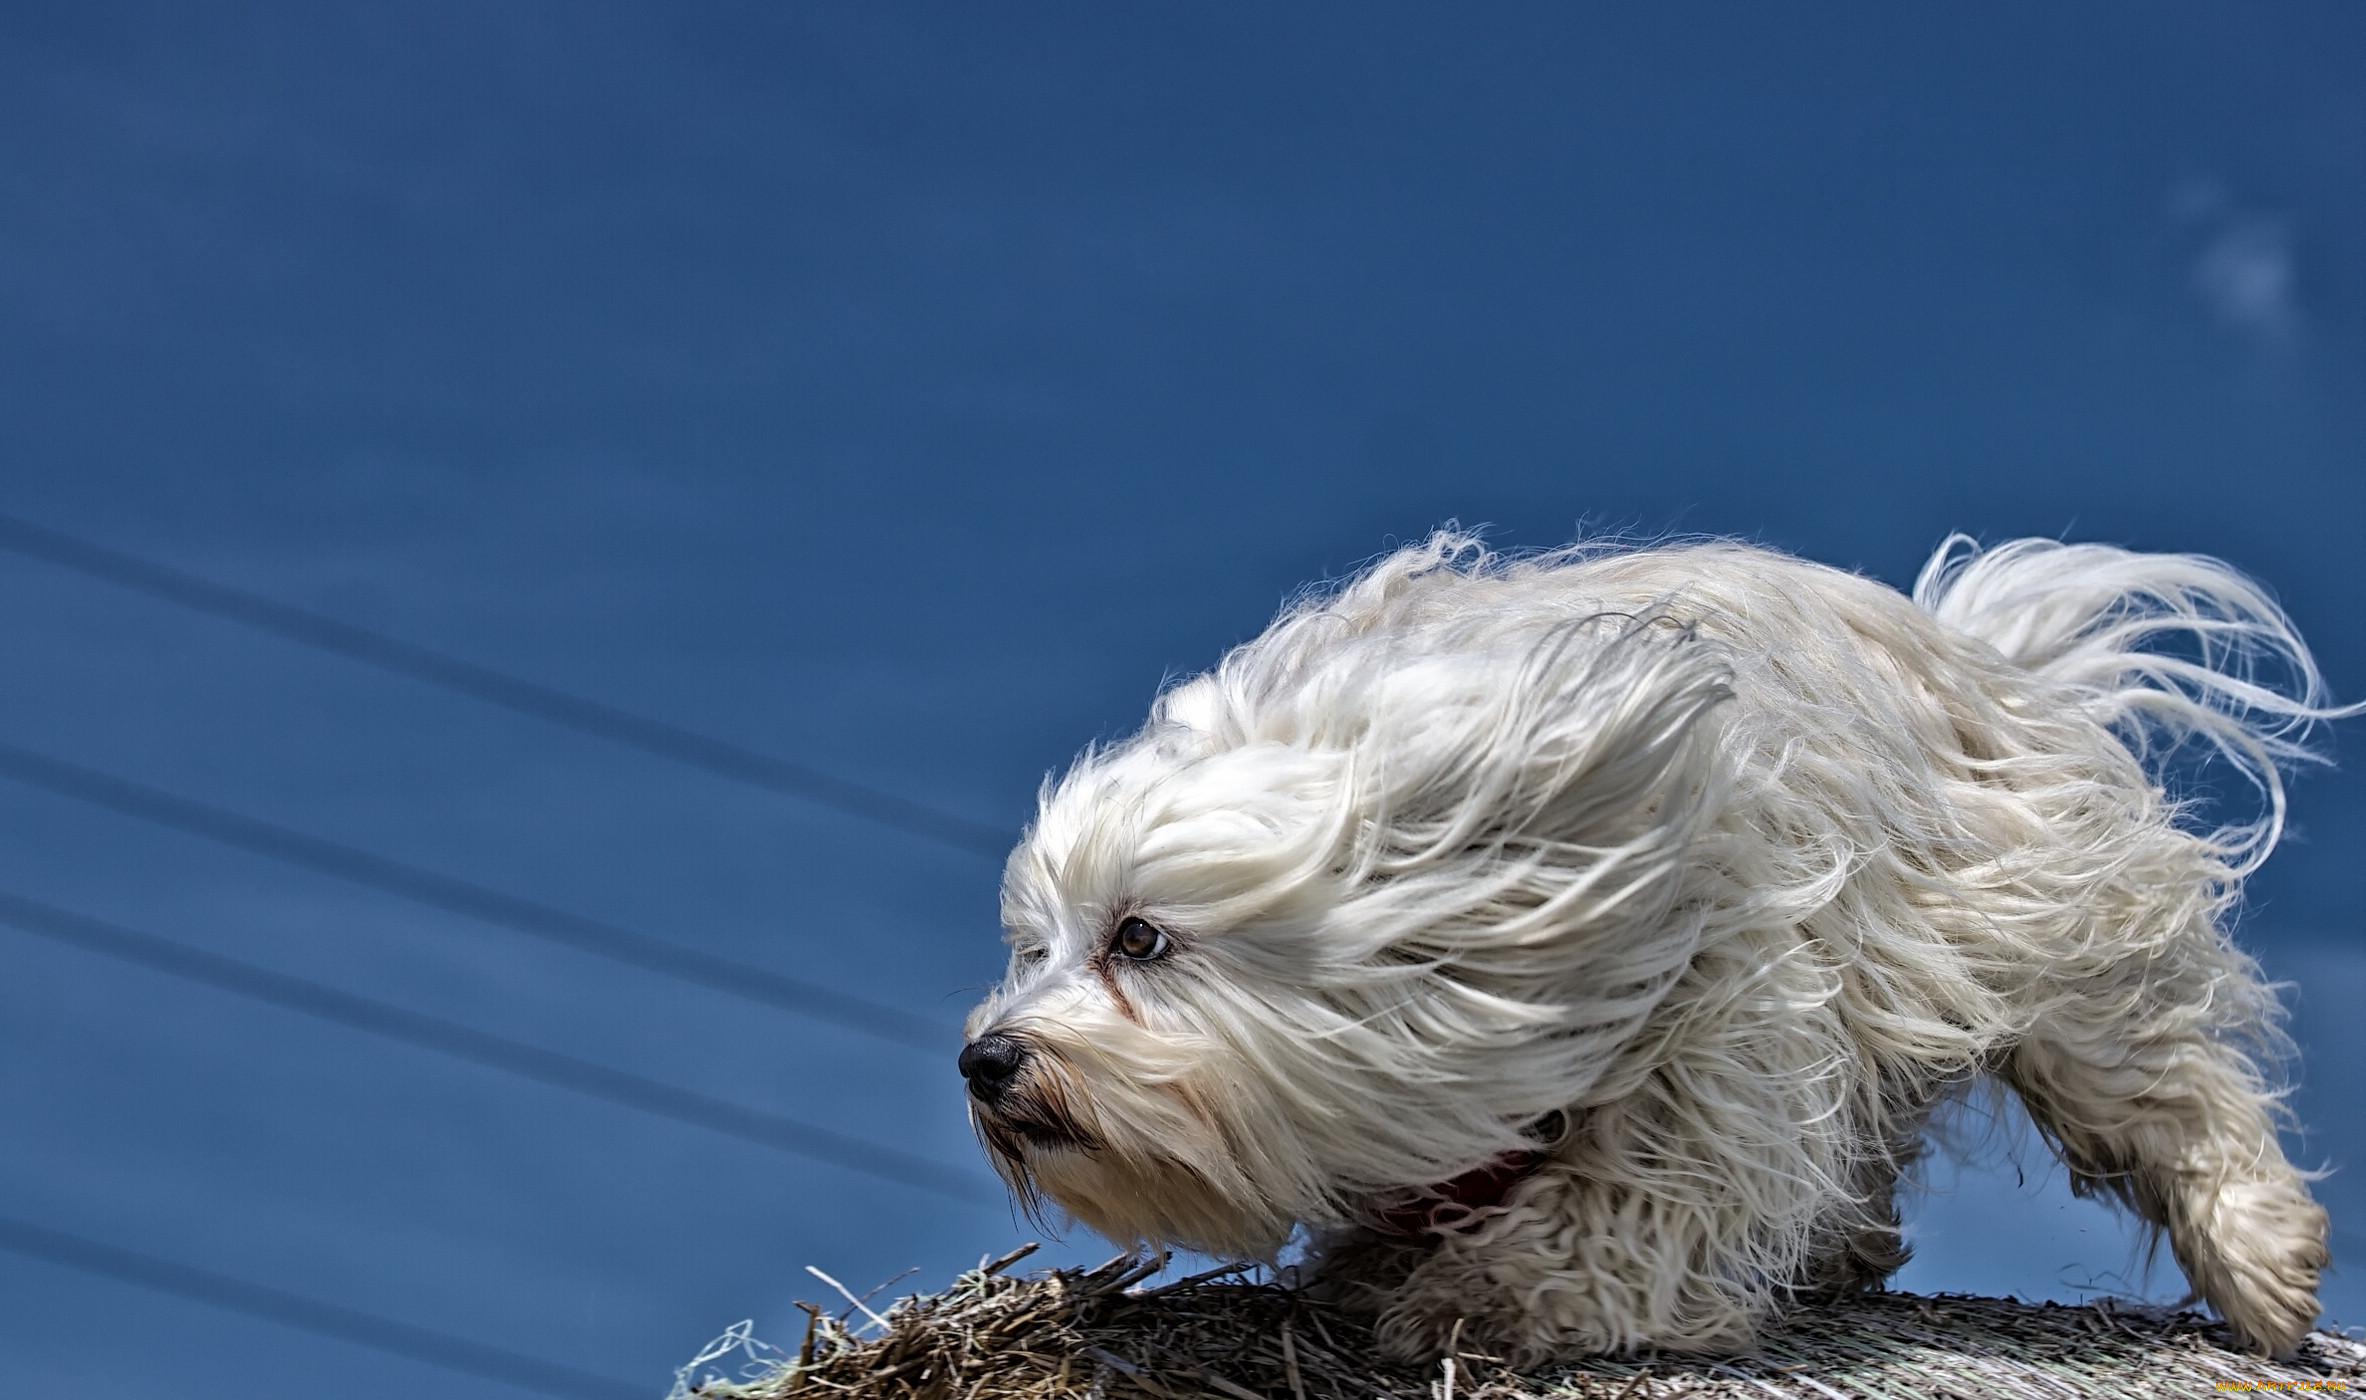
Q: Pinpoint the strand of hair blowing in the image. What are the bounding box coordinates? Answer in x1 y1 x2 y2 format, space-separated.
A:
1913 533 2356 871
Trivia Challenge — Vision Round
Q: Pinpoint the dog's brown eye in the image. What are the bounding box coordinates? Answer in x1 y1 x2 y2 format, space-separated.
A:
1111 916 1172 962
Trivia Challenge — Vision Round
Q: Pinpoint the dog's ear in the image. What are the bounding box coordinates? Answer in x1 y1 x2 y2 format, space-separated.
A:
1490 612 1731 854
1359 610 1731 868
1332 613 1734 1096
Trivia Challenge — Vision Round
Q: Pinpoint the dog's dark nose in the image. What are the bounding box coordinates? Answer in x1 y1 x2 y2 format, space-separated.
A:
958 1033 1028 1104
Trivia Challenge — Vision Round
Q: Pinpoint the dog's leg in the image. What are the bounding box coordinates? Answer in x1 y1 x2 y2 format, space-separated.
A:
1297 1225 1433 1311
2006 1022 2326 1355
1351 936 1867 1363
1359 1164 1765 1365
1794 1128 1924 1297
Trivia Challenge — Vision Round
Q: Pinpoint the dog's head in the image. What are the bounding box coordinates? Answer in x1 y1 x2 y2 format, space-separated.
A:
961 536 1734 1258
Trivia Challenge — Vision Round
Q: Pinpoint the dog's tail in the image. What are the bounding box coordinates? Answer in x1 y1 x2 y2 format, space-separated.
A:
1913 535 2358 871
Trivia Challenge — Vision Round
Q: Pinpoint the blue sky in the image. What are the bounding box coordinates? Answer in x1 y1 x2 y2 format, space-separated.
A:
0 5 2361 1395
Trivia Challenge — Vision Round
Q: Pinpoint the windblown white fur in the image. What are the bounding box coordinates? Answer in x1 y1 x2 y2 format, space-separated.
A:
963 532 2348 1363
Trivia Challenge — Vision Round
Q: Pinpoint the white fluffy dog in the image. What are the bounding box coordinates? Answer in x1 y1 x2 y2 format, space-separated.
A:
960 532 2346 1363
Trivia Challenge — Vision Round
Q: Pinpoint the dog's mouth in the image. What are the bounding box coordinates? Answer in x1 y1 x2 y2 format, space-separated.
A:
982 1113 1091 1153
971 1081 1103 1159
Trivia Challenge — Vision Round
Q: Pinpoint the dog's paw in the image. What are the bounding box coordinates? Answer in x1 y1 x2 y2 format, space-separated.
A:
2187 1178 2328 1358
1370 1301 1468 1365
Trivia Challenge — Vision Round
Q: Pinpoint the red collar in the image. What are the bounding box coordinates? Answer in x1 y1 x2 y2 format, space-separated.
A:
1371 1146 1547 1237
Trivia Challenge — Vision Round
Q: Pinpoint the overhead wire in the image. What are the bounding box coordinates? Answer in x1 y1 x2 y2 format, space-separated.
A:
0 889 996 1202
0 1213 646 1400
0 740 957 1052
0 510 1013 859
0 888 991 1198
0 514 1014 1382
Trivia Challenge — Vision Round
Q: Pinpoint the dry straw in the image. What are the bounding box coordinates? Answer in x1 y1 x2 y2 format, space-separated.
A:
676 1248 2364 1400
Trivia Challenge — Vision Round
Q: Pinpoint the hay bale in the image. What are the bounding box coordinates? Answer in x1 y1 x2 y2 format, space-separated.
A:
680 1248 2365 1400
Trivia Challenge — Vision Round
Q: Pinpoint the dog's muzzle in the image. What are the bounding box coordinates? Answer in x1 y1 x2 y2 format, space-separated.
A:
958 1032 1029 1107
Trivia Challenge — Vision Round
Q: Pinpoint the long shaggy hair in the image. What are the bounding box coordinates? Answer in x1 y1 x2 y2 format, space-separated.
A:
961 532 2349 1364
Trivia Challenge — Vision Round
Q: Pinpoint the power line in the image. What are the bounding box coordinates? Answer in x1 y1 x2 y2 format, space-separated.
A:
0 739 956 1052
0 510 1012 859
0 889 998 1204
0 1213 646 1400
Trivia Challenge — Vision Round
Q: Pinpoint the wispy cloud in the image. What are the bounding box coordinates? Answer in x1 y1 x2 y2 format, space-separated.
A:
2174 178 2302 349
